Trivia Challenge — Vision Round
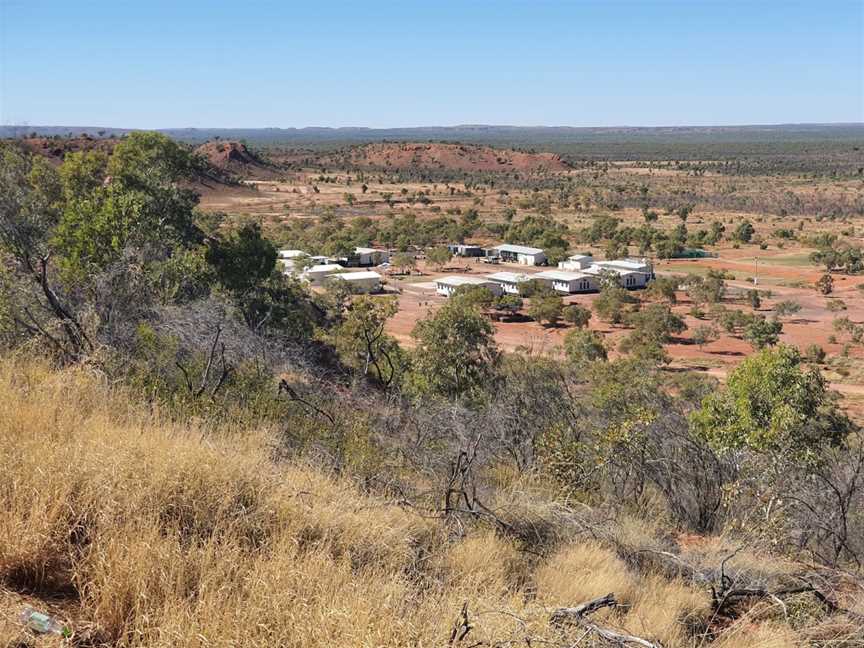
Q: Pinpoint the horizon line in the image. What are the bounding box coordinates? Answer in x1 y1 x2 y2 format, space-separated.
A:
3 121 863 132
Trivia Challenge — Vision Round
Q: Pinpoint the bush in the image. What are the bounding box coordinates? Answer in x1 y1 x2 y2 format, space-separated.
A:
562 304 592 328
563 329 607 364
803 343 826 364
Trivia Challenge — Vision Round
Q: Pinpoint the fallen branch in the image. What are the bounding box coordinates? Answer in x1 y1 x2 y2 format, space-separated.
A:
550 593 664 648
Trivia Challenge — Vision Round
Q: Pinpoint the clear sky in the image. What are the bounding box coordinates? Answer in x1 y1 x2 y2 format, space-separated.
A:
1 0 862 128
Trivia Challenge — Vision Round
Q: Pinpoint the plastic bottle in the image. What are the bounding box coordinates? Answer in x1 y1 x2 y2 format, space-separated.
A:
19 606 69 637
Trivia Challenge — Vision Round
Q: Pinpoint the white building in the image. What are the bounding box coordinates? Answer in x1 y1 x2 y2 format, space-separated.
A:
353 247 390 266
484 271 532 295
592 258 652 274
489 244 547 266
533 270 599 294
278 249 309 275
558 254 593 271
331 270 382 293
584 266 648 289
586 258 653 289
278 249 307 260
435 276 504 298
302 264 344 286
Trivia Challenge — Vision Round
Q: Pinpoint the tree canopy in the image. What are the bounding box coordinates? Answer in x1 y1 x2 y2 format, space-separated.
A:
691 344 851 458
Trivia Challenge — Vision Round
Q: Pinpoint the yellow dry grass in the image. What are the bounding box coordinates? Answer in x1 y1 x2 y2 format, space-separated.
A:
0 357 807 647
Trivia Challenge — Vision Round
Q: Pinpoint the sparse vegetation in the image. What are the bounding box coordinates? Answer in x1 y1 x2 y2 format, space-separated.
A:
2 128 864 648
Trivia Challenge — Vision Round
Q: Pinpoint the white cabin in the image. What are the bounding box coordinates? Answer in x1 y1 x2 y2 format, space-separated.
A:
331 270 382 293
435 276 504 298
484 271 531 295
558 254 593 271
303 264 343 285
586 258 653 289
533 270 598 294
278 249 307 260
584 266 648 289
353 247 390 266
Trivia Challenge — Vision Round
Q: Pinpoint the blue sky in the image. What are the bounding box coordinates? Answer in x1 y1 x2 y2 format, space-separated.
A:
1 0 861 128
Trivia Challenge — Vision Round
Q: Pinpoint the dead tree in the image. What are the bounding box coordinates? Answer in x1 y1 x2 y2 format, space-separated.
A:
175 325 232 399
442 433 511 534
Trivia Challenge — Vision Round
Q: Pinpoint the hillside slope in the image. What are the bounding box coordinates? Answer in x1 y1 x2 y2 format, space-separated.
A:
1 359 859 647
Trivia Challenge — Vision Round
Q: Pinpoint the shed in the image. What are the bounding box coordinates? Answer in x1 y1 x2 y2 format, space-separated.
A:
448 244 485 257
489 244 547 266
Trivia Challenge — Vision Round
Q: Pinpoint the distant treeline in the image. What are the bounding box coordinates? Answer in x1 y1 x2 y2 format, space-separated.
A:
3 123 862 154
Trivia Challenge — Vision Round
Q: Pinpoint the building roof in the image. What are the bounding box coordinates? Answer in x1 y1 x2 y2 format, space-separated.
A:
336 271 382 281
436 275 497 287
355 247 384 255
584 265 639 277
534 270 592 282
305 264 343 274
491 244 545 256
484 272 531 283
278 249 307 258
567 254 592 261
593 259 650 271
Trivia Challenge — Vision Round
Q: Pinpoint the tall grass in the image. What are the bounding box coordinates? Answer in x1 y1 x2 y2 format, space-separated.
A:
0 358 810 646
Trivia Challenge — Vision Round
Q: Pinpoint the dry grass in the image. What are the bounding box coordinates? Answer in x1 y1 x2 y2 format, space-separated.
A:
0 357 815 647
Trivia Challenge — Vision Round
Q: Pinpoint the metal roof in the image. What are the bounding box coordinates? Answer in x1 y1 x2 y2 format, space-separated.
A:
584 265 639 276
436 276 498 286
278 249 307 258
305 264 343 273
593 259 650 271
491 244 545 255
336 271 382 281
484 272 531 283
534 270 592 282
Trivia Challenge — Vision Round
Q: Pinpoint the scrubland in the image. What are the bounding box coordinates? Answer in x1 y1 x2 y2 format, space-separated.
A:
3 131 864 647
1 357 861 647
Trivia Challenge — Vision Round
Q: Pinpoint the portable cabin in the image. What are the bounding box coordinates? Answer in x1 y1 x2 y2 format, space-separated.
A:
435 276 504 298
533 270 598 294
331 270 382 293
483 271 532 295
303 264 343 286
558 254 593 271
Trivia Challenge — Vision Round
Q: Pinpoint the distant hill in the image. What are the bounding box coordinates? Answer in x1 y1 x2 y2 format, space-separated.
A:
11 135 270 191
194 140 283 180
316 142 570 174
